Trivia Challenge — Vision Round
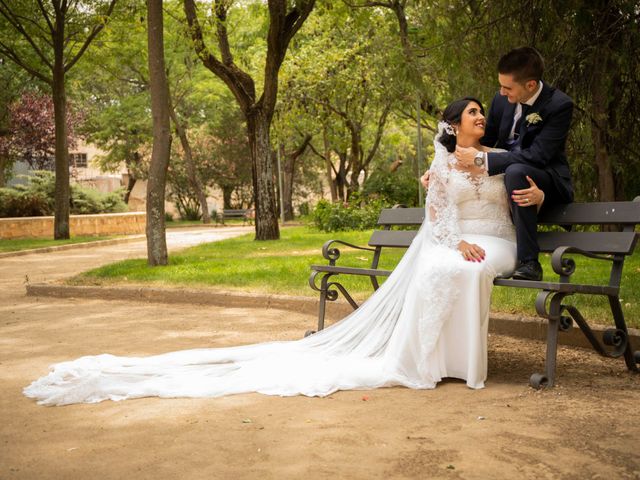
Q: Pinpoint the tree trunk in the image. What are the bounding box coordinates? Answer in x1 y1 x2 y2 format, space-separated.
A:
52 29 70 240
247 108 279 240
281 135 310 221
590 50 616 203
123 152 139 205
222 185 233 209
0 155 7 187
146 0 172 266
322 126 337 202
169 107 211 223
347 124 363 197
282 156 294 221
335 151 348 202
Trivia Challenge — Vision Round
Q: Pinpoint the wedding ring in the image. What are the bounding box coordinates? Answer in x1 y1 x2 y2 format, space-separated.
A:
525 198 529 203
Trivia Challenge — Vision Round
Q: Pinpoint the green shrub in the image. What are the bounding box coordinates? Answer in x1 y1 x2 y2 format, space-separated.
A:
0 171 127 217
362 163 420 207
0 188 52 217
71 185 127 214
312 193 385 232
297 201 310 217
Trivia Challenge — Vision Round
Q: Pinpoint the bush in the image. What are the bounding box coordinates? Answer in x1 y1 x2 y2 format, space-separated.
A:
297 201 310 217
311 193 385 232
362 164 420 207
0 171 128 217
0 188 52 217
71 185 127 214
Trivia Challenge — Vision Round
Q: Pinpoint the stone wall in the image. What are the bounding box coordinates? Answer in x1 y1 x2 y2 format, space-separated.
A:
0 212 146 240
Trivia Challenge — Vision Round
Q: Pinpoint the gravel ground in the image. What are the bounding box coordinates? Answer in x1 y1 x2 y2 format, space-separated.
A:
1 229 638 479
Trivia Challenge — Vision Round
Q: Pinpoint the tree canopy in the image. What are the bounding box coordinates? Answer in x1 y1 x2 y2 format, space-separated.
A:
2 0 638 240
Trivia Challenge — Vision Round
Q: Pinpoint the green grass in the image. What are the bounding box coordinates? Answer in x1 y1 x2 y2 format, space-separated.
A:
0 236 114 253
74 226 640 328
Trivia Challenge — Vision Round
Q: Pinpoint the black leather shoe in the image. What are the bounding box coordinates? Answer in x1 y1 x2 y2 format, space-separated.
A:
512 260 543 281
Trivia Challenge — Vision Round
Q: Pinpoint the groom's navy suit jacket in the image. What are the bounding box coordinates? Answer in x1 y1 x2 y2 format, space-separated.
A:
481 83 574 203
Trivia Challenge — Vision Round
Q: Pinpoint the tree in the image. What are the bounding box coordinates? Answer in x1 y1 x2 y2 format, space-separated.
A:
415 0 640 202
0 59 35 187
183 0 315 240
146 0 172 266
195 102 253 210
0 0 118 238
277 135 311 220
285 7 399 198
73 0 152 207
2 90 79 172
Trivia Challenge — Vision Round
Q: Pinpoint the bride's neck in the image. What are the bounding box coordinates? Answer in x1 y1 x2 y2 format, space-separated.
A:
456 134 482 150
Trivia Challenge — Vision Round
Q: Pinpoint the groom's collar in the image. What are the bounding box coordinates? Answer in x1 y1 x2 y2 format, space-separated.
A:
523 81 543 106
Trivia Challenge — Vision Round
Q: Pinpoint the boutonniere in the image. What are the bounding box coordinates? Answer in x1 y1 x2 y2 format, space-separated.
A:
525 112 543 125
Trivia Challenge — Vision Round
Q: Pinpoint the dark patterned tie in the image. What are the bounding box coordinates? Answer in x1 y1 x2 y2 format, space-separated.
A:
515 104 530 134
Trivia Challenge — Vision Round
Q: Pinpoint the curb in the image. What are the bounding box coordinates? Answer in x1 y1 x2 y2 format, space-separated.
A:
0 235 146 258
25 283 640 349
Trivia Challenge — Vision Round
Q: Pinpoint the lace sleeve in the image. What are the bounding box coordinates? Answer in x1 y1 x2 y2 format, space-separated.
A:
425 130 460 250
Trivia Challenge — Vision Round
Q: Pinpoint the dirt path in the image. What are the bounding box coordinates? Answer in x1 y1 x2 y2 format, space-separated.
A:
1 229 639 479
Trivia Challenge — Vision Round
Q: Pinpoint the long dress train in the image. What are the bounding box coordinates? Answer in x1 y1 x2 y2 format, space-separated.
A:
24 149 517 406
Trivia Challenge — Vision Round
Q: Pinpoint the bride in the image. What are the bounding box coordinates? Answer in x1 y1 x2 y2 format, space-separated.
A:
25 97 537 406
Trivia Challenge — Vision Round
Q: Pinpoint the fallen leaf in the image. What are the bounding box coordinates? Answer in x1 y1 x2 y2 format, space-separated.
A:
242 418 252 423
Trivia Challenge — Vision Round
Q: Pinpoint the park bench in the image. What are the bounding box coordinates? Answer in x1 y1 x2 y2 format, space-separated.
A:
216 208 253 225
308 201 640 388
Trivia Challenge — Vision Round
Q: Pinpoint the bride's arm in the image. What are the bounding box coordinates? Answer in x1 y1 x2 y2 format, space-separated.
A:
426 168 485 262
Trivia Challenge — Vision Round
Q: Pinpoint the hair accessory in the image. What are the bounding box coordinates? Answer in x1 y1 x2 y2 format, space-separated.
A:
438 121 456 137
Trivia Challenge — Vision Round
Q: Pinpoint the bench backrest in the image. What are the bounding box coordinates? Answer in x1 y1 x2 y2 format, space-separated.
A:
368 208 424 249
369 203 640 256
538 202 639 256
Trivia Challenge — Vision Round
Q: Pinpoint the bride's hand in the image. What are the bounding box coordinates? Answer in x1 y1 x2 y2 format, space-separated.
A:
457 240 485 262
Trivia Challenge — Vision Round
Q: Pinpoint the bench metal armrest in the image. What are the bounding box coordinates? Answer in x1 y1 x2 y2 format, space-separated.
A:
551 245 615 279
321 239 375 265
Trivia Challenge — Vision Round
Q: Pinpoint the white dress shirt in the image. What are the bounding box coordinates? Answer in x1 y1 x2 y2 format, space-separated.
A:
508 81 543 141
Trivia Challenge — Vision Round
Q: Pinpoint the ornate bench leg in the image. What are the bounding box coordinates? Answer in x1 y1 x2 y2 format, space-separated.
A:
531 291 569 389
316 273 332 332
309 269 362 336
608 296 640 373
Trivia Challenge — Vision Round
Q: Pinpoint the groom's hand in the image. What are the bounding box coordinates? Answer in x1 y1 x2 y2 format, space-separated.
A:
454 146 479 167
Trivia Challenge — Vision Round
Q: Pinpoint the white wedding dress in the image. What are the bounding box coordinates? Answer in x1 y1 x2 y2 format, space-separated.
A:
24 144 517 406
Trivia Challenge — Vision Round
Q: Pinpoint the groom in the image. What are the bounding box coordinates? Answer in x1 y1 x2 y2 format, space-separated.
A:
455 47 574 281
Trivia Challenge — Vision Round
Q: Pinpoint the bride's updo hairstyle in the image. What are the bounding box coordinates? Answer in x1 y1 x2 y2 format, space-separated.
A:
438 97 485 153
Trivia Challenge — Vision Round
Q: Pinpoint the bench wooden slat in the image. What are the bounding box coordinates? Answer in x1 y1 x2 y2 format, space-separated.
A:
310 265 392 277
493 278 619 295
368 230 417 248
538 231 638 255
539 202 640 225
377 208 424 226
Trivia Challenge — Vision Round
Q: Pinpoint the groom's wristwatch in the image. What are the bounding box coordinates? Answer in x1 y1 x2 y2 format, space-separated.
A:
474 152 486 167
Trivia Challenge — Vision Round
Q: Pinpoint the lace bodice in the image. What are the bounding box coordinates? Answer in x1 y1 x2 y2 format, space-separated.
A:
448 168 516 242
425 147 516 248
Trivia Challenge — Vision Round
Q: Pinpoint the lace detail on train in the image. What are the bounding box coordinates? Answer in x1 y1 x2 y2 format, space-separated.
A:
23 148 518 406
